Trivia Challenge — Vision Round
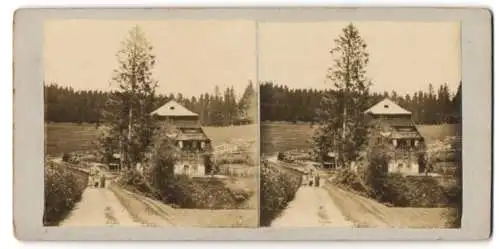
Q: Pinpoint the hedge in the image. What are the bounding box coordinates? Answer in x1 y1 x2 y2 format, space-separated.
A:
374 174 450 207
259 161 302 226
331 168 454 208
43 161 89 226
118 169 253 209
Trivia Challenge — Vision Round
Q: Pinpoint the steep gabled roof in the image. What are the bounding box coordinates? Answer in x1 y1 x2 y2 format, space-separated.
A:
364 98 412 115
151 100 198 117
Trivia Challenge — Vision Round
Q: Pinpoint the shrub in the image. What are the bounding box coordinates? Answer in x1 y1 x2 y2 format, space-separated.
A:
431 151 457 163
259 161 302 226
371 174 449 207
331 168 372 198
117 169 156 198
277 152 285 161
151 176 252 209
204 154 217 174
43 161 88 226
62 153 71 162
143 133 177 195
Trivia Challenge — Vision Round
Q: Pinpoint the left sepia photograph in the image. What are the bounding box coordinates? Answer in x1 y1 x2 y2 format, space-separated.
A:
43 19 259 228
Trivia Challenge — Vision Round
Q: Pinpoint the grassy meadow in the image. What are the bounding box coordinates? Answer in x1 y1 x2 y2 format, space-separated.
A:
260 122 461 155
45 123 100 156
45 122 258 156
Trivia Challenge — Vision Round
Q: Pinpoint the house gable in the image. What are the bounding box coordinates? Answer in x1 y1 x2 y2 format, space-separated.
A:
364 98 412 116
151 100 199 117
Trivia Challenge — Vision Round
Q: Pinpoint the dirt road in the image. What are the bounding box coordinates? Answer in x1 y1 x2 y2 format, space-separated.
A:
59 185 140 227
265 155 352 227
54 162 255 227
271 184 353 227
55 161 141 227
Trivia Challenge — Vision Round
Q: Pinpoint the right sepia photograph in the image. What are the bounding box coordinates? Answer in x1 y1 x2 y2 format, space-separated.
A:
259 21 462 228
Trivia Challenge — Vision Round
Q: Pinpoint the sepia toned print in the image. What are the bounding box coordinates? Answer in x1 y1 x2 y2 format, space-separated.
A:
259 21 462 228
43 19 258 227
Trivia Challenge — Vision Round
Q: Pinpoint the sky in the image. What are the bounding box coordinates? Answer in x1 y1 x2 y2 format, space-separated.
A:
258 21 461 96
44 20 460 98
44 19 257 98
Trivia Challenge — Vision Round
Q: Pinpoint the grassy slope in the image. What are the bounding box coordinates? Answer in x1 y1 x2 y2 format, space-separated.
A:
260 123 315 155
45 123 100 155
111 182 258 227
324 183 451 228
416 123 460 143
45 123 258 156
260 122 460 154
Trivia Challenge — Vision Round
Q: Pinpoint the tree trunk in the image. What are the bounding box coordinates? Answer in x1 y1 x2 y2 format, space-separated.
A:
340 91 348 167
126 107 133 169
119 138 124 171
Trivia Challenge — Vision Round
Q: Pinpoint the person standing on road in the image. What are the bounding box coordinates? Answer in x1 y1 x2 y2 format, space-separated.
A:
99 171 106 188
308 170 314 186
314 173 320 187
89 165 99 188
302 173 308 186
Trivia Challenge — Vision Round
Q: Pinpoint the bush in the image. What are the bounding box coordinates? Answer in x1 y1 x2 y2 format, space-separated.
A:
61 152 81 164
138 175 253 209
370 174 449 207
43 161 88 226
259 161 302 226
277 152 285 161
331 168 372 198
170 177 252 209
117 169 156 198
62 153 71 162
431 151 457 163
143 133 177 194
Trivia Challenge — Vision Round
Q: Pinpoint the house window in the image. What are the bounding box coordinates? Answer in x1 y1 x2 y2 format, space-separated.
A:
178 141 183 148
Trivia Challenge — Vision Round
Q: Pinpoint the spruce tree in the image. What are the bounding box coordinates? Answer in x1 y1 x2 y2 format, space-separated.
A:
99 25 158 169
314 23 372 167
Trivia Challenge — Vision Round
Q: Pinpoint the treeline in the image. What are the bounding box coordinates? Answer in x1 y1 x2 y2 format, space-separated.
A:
260 81 462 125
44 81 256 126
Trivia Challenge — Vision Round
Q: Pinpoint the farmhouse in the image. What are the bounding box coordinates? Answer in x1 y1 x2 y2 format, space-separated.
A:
151 100 214 177
364 98 426 175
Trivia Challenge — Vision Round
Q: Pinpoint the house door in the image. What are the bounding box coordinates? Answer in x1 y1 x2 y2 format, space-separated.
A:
204 155 213 174
418 160 426 173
